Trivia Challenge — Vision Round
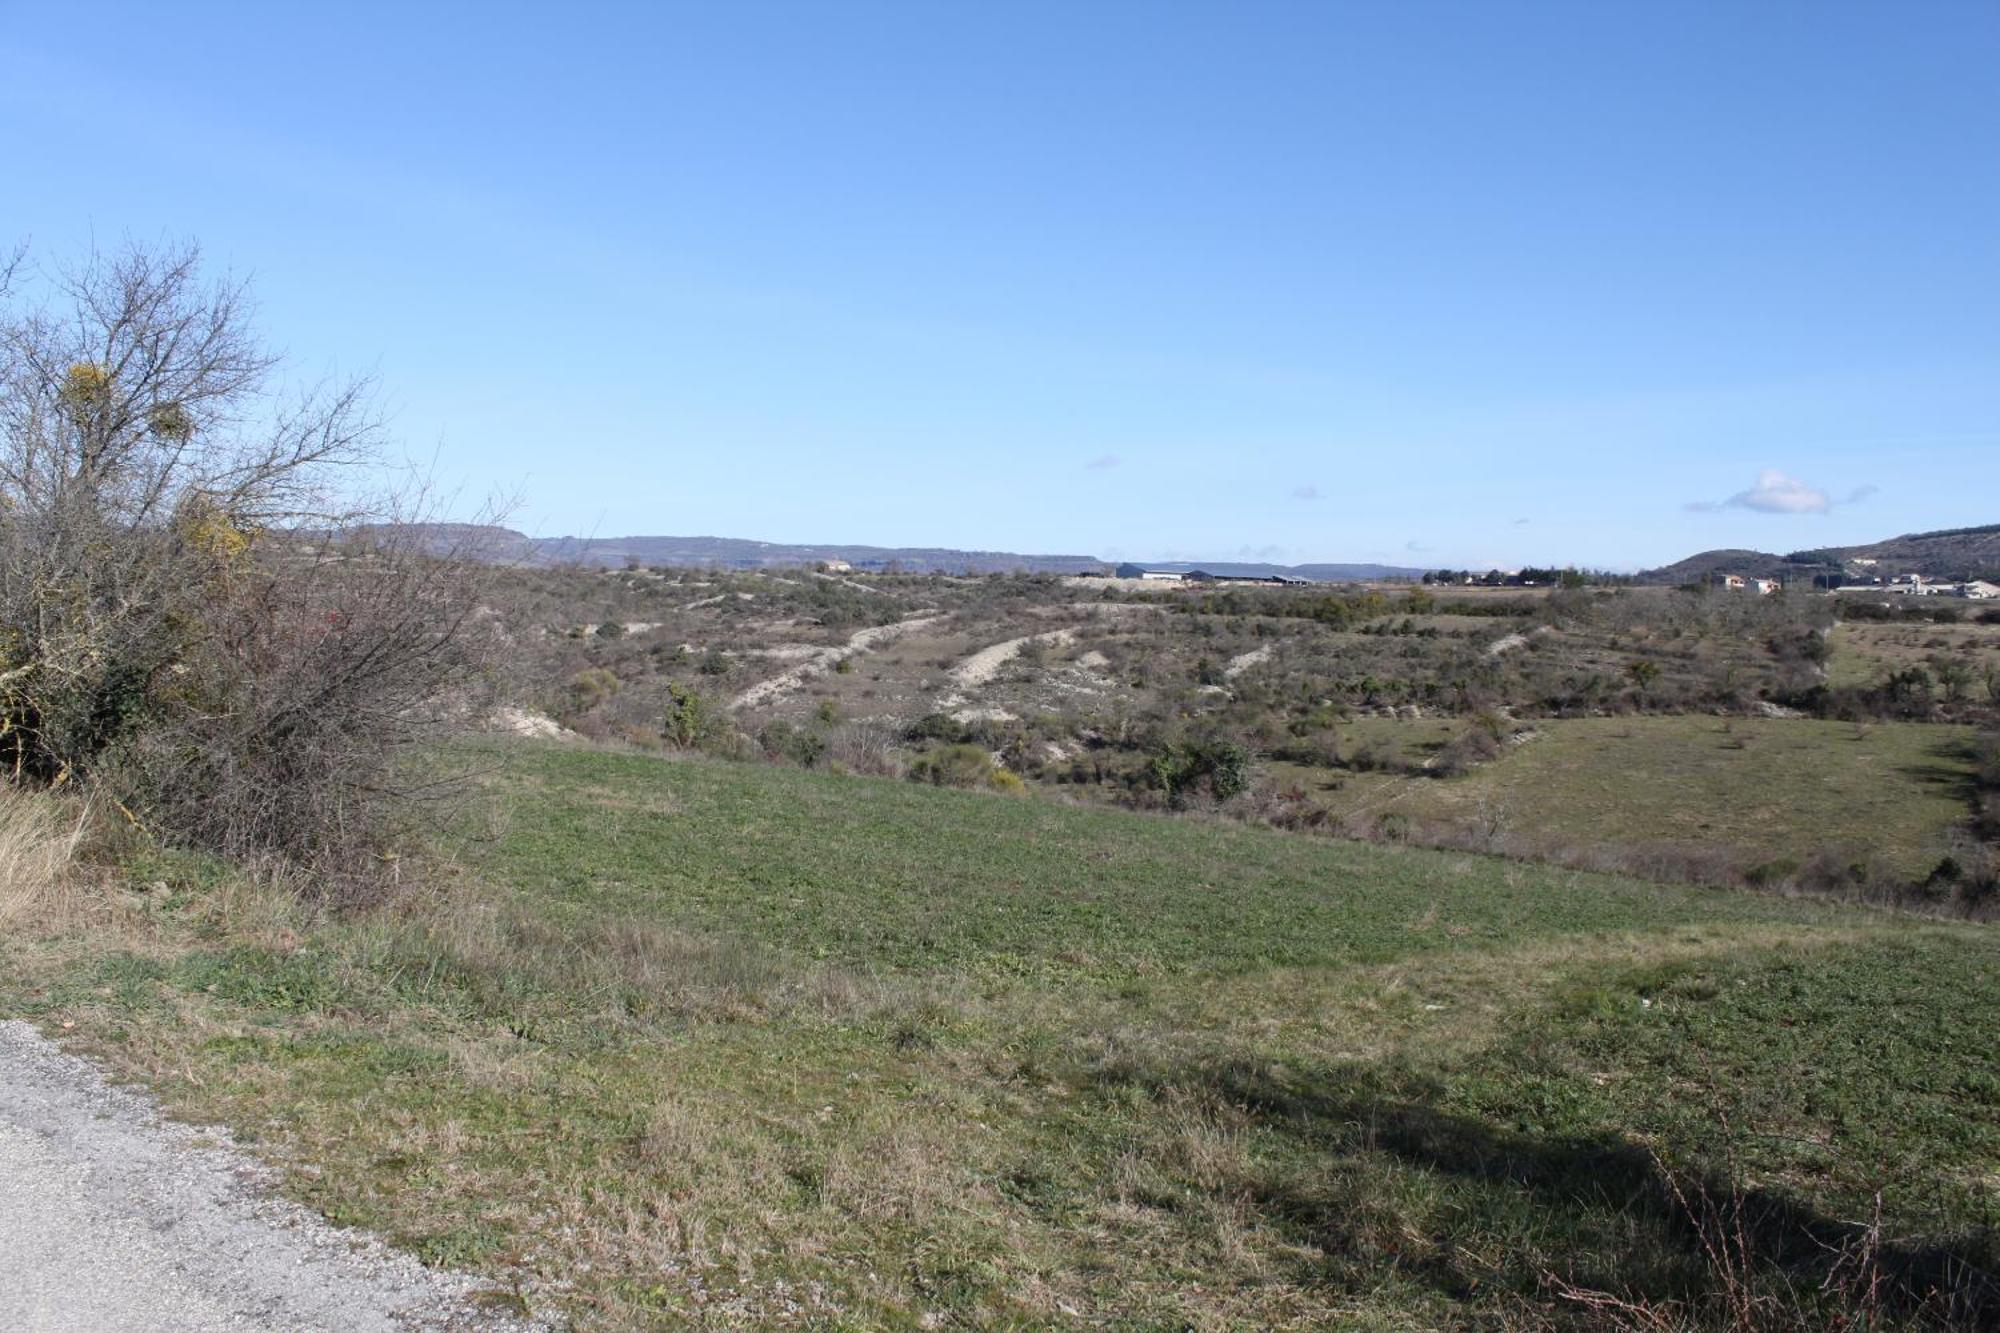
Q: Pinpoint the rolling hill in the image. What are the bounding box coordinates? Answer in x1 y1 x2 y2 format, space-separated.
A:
356 525 1428 578
1642 523 2000 584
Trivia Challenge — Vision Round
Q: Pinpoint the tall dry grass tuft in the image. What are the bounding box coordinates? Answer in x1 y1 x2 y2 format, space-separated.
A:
0 782 89 930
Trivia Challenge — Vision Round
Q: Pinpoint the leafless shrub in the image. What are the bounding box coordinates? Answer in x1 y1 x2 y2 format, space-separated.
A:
1431 725 1501 777
103 517 496 895
1547 1142 1996 1330
0 241 495 893
828 718 903 776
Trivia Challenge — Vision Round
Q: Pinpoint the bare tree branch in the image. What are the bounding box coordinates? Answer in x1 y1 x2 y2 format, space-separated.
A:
0 240 497 889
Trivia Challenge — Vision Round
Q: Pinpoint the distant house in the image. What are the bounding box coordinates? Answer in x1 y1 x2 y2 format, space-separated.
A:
1958 580 2000 600
1115 563 1185 581
1746 578 1781 596
820 559 853 573
1718 574 1747 590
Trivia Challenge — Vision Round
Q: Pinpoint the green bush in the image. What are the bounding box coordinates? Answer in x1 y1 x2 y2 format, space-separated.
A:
660 682 718 749
1146 738 1252 805
908 744 1004 789
565 668 621 715
758 719 827 768
906 713 966 744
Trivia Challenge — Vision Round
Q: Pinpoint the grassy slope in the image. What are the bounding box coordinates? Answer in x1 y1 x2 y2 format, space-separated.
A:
477 743 1820 978
1826 621 2000 692
2 740 1995 1329
1277 716 1980 879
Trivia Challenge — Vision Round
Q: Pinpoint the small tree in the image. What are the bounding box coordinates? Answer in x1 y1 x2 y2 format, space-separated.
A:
660 682 713 749
1933 656 1975 705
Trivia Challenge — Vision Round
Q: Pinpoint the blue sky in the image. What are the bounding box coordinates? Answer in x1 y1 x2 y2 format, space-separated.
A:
6 1 1996 569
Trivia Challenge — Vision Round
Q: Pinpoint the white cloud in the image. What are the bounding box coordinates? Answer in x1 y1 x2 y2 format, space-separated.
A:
1687 469 1841 515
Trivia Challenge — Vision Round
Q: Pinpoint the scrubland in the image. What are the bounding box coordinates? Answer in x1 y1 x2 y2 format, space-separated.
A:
506 565 2000 910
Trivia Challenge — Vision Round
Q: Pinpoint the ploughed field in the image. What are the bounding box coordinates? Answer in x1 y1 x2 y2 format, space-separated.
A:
3 739 1996 1328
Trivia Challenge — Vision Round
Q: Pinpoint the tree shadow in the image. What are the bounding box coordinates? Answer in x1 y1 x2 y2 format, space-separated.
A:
1097 1053 2000 1325
1904 736 1991 800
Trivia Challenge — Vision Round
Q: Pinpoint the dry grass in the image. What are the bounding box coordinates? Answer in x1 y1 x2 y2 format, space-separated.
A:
1826 621 2000 693
0 782 89 930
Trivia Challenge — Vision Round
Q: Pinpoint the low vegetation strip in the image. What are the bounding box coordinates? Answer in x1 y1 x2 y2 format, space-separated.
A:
5 740 1995 1329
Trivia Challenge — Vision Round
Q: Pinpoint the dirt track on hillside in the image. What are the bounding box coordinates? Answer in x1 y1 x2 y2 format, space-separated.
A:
729 613 942 710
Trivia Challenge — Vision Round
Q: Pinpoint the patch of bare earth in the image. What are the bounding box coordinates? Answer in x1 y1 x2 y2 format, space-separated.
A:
1221 645 1272 679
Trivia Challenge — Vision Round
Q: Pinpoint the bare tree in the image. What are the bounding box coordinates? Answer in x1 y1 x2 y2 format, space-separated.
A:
0 241 492 886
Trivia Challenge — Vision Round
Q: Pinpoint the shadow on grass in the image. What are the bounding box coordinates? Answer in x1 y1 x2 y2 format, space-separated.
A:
1897 738 1985 810
1098 1055 2000 1326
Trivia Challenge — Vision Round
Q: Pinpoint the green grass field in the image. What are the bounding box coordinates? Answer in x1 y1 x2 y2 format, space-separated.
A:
1277 715 1982 881
4 740 1997 1328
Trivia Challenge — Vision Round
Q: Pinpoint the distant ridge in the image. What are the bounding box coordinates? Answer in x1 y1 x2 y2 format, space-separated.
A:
360 525 1427 580
1640 523 2000 584
533 533 1108 574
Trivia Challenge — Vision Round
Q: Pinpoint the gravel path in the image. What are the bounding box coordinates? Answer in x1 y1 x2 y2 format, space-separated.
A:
933 628 1077 710
1484 625 1553 658
0 1020 539 1332
1221 644 1272 679
728 612 941 711
945 628 1077 691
